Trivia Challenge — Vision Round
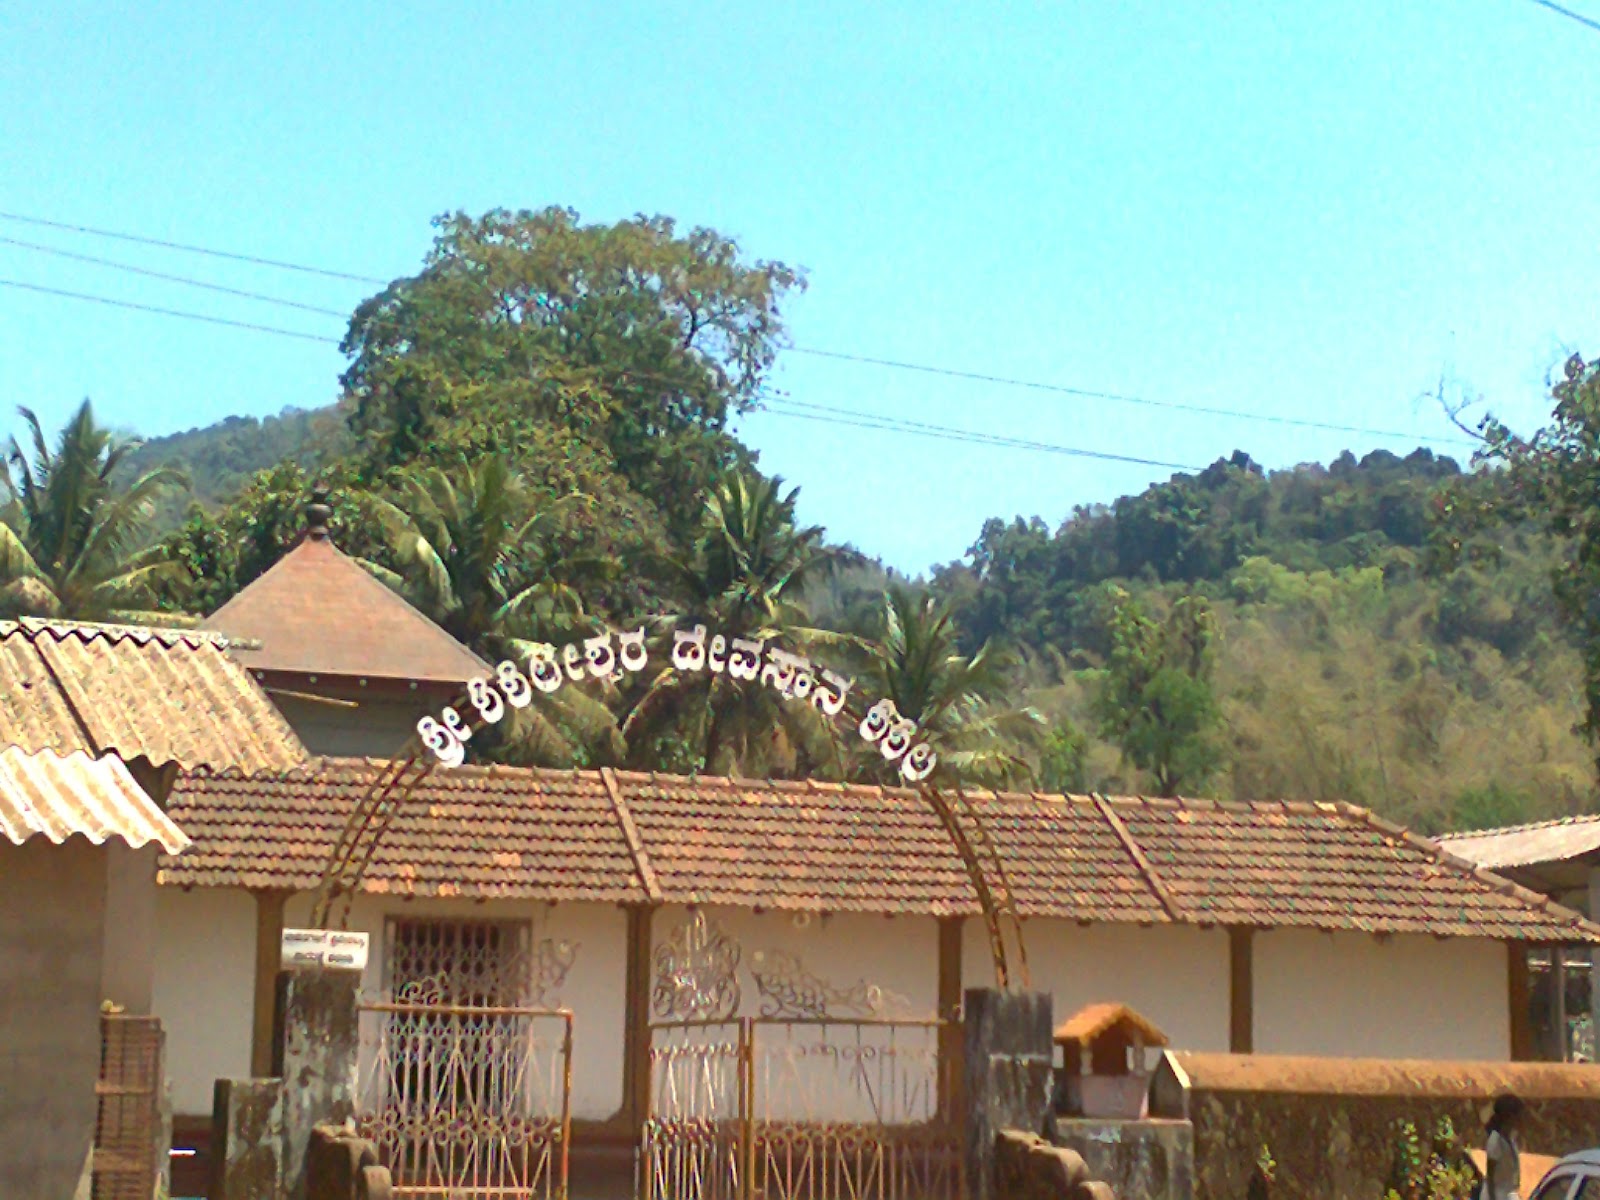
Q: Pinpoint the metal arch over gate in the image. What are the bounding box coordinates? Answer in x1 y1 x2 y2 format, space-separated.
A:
355 999 574 1199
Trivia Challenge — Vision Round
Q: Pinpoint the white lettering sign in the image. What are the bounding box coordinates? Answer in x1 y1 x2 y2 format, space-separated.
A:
418 622 939 781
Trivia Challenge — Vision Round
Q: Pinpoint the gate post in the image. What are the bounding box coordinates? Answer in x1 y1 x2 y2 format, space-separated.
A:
274 968 361 1200
738 1017 756 1200
962 988 1053 1200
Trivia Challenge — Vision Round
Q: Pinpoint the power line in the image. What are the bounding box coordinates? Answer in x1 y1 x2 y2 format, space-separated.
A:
0 279 340 344
761 400 1204 471
0 274 1178 467
789 345 1476 447
0 235 350 317
0 208 1473 449
0 271 1457 471
1523 0 1600 35
0 210 387 285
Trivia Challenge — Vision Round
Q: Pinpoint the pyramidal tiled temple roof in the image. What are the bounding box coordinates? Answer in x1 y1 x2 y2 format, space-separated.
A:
200 504 488 688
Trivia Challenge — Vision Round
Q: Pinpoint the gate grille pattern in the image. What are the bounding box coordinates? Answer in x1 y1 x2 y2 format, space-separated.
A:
357 1002 572 1199
643 1019 962 1200
93 1014 164 1200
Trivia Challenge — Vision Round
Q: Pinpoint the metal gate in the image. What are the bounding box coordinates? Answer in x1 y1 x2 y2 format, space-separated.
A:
641 1017 964 1200
356 1001 573 1199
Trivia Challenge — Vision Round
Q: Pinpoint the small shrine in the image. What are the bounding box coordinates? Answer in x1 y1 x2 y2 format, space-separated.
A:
1053 1002 1169 1119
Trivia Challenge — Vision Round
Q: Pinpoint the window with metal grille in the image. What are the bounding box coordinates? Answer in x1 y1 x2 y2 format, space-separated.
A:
383 917 533 1004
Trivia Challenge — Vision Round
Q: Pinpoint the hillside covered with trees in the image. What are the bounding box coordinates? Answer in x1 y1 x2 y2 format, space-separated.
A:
3 205 1593 835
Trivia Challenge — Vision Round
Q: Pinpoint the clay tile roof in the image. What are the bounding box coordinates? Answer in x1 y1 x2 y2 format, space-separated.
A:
0 745 190 853
613 772 981 915
154 767 1600 942
158 758 645 902
199 537 490 686
0 618 306 774
1054 1003 1169 1048
1107 794 1600 942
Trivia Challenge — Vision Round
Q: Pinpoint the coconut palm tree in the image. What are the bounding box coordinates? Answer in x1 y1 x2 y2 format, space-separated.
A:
363 455 621 766
622 470 842 776
849 587 1044 787
0 401 187 621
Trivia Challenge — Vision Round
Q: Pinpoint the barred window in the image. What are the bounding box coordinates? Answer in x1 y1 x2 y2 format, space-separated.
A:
383 917 533 1005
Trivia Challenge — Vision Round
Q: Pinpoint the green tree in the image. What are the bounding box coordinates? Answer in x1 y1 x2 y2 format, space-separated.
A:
622 471 837 776
1451 353 1600 782
159 460 385 615
340 207 804 542
0 401 187 621
364 456 621 766
850 587 1043 786
1091 587 1223 797
1038 722 1090 793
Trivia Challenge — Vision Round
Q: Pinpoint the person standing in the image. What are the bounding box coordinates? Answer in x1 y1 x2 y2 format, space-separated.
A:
1480 1093 1527 1200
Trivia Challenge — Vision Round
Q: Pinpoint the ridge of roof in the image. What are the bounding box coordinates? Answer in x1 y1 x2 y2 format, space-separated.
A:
1437 812 1600 841
1091 792 1185 922
200 536 490 685
600 765 663 903
3 616 234 649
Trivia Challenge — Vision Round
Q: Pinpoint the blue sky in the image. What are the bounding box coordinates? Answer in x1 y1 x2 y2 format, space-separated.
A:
3 1 1598 572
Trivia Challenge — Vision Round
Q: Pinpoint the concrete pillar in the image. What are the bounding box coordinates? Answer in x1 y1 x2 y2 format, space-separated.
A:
274 969 360 1200
963 988 1054 1200
210 1079 285 1200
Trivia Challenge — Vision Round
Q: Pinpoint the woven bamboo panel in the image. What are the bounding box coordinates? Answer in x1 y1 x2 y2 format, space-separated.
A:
92 1014 163 1200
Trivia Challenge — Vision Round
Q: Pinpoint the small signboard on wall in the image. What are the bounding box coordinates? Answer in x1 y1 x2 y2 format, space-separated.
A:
281 928 369 972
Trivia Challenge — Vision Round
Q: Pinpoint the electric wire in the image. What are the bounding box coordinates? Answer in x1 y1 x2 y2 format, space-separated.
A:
1523 0 1600 35
0 208 1473 449
0 234 350 317
0 278 339 343
1 275 1200 468
0 210 387 284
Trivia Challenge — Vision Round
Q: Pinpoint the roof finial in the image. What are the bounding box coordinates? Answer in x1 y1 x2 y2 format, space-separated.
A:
306 488 333 541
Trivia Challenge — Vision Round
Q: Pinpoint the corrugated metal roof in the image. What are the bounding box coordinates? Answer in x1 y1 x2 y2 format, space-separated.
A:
0 746 189 853
1438 814 1600 870
0 618 307 774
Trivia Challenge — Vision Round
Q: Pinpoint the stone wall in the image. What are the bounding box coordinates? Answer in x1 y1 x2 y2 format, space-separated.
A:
1048 1115 1193 1200
0 838 108 1200
1150 1051 1600 1200
995 1130 1116 1200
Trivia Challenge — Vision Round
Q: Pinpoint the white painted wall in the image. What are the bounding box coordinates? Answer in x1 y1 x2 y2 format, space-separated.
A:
967 919 1232 1055
159 890 631 1121
655 906 941 1021
292 895 630 1123
152 885 1518 1129
1254 930 1509 1061
650 907 944 1123
154 886 258 1116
